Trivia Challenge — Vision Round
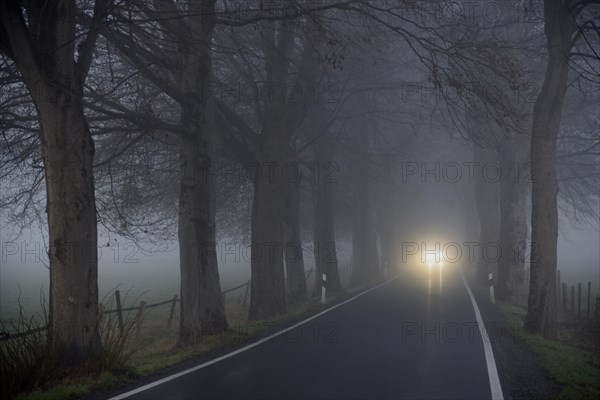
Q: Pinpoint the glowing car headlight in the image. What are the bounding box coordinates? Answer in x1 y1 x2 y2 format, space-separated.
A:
424 251 443 266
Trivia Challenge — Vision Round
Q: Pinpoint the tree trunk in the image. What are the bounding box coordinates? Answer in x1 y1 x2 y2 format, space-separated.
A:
284 178 308 304
525 0 575 338
350 205 380 287
0 1 104 365
248 146 287 320
472 143 500 284
312 139 342 296
178 101 227 342
368 227 381 278
168 0 227 343
41 91 101 364
378 215 396 274
375 164 398 274
496 138 528 303
247 3 325 317
348 115 380 286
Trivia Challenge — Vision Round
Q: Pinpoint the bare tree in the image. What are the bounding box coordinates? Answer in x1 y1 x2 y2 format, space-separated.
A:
0 0 110 364
104 0 228 342
525 0 597 338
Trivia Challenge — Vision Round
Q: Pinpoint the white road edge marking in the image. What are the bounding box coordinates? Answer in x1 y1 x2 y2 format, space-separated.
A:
460 269 504 400
108 272 405 400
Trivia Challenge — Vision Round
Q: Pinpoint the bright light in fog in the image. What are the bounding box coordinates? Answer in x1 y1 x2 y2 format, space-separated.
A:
402 237 454 268
424 250 443 265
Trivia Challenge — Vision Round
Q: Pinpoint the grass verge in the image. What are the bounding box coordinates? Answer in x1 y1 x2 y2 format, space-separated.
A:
497 302 600 400
132 300 321 374
15 372 123 400
15 300 322 400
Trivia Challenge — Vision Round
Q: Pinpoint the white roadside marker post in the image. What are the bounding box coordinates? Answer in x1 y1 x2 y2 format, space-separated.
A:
321 273 327 304
489 273 495 304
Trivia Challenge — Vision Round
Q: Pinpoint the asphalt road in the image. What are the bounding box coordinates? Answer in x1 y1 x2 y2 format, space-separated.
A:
112 265 500 399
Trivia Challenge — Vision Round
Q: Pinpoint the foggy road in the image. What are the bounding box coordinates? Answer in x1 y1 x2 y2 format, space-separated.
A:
3 1 599 399
110 266 502 400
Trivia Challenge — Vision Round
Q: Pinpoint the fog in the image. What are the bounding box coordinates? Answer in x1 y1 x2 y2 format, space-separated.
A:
0 1 599 399
1 110 598 317
3 219 598 316
3 137 598 318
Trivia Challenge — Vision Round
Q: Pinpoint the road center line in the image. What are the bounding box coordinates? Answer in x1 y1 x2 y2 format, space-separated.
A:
108 272 405 400
460 269 504 400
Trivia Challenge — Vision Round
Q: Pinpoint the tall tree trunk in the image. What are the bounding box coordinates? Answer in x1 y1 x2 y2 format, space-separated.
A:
525 0 576 338
496 138 528 303
178 101 227 342
312 137 342 296
472 143 500 284
348 114 380 286
284 177 308 304
171 0 227 343
492 1 535 305
462 182 480 243
350 205 380 286
42 91 101 363
103 0 227 343
247 1 325 317
0 0 105 365
248 144 287 320
378 214 396 274
375 163 398 274
367 225 381 278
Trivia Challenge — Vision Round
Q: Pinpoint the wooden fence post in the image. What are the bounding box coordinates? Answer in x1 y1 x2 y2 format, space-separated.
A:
587 281 591 319
168 295 178 328
571 286 575 313
562 283 567 310
115 289 124 336
136 301 146 337
578 283 582 316
242 280 250 306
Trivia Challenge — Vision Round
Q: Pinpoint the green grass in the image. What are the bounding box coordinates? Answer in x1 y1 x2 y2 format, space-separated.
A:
497 302 600 400
15 371 119 400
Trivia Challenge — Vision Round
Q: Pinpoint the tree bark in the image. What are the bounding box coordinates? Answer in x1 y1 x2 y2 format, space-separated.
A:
375 160 398 274
284 178 308 304
496 137 528 303
42 90 101 363
0 0 105 365
125 0 229 343
348 114 380 286
248 4 325 318
178 100 227 342
377 208 397 274
472 143 500 284
525 0 576 338
312 137 342 296
350 206 380 287
102 0 228 343
248 149 288 320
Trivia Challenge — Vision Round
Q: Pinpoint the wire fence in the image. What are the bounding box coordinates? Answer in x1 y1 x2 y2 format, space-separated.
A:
0 268 316 342
555 269 600 321
521 267 600 321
